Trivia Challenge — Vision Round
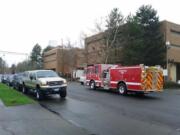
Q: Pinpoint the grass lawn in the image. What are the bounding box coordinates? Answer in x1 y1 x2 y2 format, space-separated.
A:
0 83 36 106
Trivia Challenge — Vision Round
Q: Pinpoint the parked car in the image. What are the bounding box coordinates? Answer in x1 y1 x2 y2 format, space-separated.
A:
1 75 8 84
6 74 14 86
22 70 67 100
12 73 24 91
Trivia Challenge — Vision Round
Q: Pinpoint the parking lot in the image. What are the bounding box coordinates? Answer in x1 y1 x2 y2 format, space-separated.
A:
39 82 180 135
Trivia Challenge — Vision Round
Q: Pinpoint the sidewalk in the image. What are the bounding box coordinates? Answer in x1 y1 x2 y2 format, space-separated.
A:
0 100 90 135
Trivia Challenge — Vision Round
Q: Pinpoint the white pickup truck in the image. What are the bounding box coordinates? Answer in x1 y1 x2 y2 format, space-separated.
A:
22 70 67 100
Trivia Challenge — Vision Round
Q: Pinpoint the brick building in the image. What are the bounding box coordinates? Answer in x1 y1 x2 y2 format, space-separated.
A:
161 21 180 82
43 46 86 74
85 32 105 64
85 20 180 82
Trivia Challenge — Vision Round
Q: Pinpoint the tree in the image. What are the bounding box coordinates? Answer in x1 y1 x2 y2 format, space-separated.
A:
103 8 124 63
10 64 16 74
42 45 54 56
0 57 3 73
30 43 42 69
61 40 76 74
16 60 32 72
122 5 165 66
0 57 7 74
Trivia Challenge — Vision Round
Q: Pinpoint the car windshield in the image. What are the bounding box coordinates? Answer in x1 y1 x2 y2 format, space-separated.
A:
37 71 58 78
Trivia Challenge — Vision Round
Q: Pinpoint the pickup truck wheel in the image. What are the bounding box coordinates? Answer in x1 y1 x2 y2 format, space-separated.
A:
118 83 127 95
60 88 67 98
90 81 96 90
36 89 43 100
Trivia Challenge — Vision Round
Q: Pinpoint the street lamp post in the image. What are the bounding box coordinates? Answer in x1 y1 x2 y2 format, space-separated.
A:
166 41 171 81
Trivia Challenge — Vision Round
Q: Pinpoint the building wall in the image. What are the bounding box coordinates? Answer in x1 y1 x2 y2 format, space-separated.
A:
75 49 86 67
85 32 105 64
169 63 176 81
43 47 86 74
43 48 58 71
162 21 180 82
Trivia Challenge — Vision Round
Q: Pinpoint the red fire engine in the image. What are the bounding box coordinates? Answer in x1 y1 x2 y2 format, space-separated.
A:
85 64 163 95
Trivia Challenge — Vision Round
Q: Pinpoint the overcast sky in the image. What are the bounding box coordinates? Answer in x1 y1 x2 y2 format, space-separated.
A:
0 0 179 66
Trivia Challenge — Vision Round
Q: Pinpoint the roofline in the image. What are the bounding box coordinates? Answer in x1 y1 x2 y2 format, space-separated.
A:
25 69 53 72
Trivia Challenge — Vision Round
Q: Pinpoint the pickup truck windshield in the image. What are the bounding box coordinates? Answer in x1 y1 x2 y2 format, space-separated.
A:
37 71 58 78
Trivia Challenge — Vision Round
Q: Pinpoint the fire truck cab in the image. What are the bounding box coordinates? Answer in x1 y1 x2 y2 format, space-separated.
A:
85 64 163 95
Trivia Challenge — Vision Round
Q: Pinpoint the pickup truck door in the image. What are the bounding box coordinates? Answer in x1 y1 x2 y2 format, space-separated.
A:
32 73 37 89
28 73 37 89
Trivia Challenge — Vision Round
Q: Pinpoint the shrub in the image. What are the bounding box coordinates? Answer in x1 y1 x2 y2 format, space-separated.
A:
164 81 180 89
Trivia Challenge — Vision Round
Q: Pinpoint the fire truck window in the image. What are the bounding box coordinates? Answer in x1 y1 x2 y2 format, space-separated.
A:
95 66 98 73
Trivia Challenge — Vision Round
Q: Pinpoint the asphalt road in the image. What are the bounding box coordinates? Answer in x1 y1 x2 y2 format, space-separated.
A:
40 82 180 135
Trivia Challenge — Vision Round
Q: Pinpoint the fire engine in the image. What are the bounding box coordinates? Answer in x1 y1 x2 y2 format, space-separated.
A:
85 64 163 95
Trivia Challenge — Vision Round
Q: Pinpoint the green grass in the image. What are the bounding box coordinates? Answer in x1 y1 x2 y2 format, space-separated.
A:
0 83 36 106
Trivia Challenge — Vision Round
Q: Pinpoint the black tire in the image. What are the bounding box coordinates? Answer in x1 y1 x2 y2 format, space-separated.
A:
90 81 96 90
118 83 127 95
18 85 22 91
60 87 67 98
80 82 84 85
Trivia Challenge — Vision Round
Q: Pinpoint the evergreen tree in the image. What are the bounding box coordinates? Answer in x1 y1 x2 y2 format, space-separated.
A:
42 45 54 56
122 5 165 66
30 43 42 69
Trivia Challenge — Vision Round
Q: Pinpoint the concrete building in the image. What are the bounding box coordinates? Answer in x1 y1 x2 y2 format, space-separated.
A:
85 20 180 82
43 46 86 74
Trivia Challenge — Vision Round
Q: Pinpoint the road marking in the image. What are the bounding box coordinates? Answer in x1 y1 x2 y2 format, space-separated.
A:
68 119 82 128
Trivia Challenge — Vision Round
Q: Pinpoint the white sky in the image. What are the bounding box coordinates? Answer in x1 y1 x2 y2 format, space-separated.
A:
0 0 179 66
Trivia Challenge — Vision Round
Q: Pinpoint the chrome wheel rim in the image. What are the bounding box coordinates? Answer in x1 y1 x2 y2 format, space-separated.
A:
90 82 94 89
36 91 40 99
119 86 125 94
22 87 25 93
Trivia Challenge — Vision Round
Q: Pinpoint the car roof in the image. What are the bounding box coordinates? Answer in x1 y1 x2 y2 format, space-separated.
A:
26 70 53 73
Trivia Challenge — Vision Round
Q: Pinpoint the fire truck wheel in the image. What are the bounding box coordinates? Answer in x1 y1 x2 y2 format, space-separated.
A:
118 83 127 95
90 81 96 90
